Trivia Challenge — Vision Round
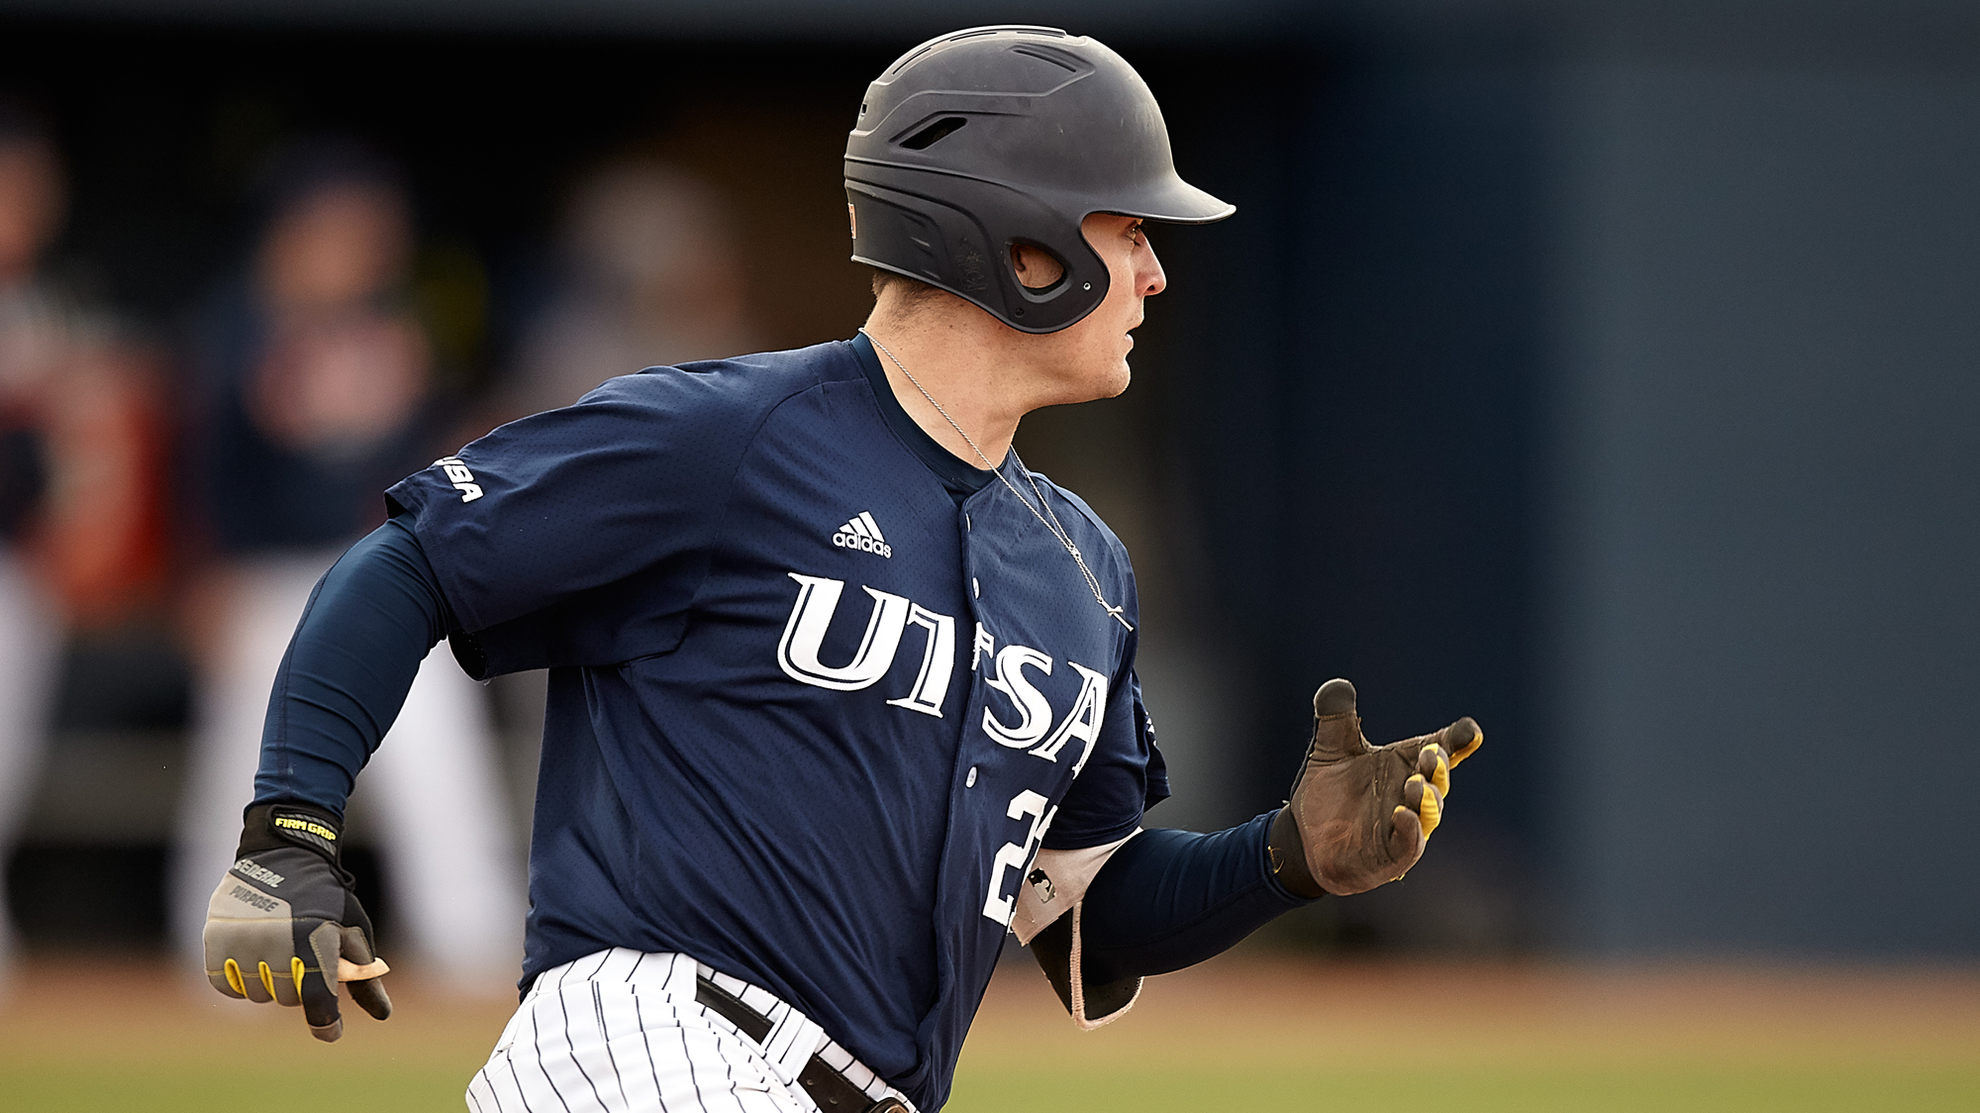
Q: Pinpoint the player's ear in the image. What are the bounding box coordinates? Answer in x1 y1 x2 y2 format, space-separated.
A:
1010 242 1066 291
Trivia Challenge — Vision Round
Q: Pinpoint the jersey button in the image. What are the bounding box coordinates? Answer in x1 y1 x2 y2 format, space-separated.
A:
972 577 980 598
966 766 978 787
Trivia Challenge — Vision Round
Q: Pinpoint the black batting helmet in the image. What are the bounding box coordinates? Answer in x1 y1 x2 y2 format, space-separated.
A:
845 26 1234 334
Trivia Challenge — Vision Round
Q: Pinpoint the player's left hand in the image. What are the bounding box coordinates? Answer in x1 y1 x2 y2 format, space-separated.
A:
1269 678 1482 897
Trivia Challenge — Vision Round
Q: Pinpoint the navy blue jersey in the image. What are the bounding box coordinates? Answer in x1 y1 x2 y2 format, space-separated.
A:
385 337 1167 1111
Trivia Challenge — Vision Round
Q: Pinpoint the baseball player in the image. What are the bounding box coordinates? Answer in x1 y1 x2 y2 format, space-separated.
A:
201 26 1483 1113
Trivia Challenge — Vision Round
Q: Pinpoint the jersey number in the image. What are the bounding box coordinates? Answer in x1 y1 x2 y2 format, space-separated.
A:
982 789 1056 928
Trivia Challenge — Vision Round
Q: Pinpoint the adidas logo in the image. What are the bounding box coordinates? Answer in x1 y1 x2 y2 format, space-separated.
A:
832 512 892 558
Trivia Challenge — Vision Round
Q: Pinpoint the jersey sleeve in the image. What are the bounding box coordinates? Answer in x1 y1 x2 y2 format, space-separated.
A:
1041 657 1171 851
385 368 770 675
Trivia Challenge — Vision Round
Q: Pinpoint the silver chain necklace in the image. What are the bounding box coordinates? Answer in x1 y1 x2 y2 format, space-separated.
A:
862 329 1133 631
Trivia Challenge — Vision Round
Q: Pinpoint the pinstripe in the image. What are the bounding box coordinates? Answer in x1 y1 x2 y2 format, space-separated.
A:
593 951 623 982
505 1047 536 1113
761 1011 787 1073
649 998 689 1109
677 1020 710 1112
713 1005 739 1094
472 984 532 1113
695 1002 753 1112
691 1021 742 1113
674 954 701 997
500 1039 537 1113
596 948 639 983
529 993 575 1113
719 1024 763 1113
481 1045 525 1113
716 1021 768 1109
557 983 612 1112
593 982 633 1112
727 1017 793 1113
687 988 803 1112
471 1063 517 1113
485 950 894 1113
477 1068 509 1113
626 991 668 1113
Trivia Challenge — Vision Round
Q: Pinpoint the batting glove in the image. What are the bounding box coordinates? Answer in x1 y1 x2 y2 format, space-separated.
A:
1269 678 1482 897
203 803 392 1041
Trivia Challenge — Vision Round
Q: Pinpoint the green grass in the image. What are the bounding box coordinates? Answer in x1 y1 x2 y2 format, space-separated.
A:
949 1064 1980 1112
0 1066 473 1113
7 958 1977 1112
3 1062 1975 1112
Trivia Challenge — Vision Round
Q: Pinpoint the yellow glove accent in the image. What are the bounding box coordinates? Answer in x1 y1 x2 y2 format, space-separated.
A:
1432 751 1451 797
1447 727 1483 769
223 958 246 997
1407 773 1443 838
291 956 308 999
258 960 278 1000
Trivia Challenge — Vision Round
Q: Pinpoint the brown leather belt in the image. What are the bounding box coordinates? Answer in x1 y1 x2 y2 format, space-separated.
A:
693 975 908 1113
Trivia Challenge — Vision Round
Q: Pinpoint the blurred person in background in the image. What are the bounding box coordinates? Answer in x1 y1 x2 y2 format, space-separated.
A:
480 158 762 741
505 158 756 416
0 102 170 980
173 140 522 991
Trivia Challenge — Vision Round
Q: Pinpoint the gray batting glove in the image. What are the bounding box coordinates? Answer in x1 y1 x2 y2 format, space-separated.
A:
203 803 392 1041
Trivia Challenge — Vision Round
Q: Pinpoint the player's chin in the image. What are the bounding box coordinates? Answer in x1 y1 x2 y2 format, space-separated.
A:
1114 340 1137 393
1059 362 1131 404
1100 360 1132 398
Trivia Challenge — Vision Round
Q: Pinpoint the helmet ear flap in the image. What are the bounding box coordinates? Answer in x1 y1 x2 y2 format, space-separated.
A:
847 183 1007 303
1003 230 1109 329
849 181 1108 332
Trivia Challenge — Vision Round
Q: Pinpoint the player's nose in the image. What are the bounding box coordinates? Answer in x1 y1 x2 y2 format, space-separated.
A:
1140 240 1167 297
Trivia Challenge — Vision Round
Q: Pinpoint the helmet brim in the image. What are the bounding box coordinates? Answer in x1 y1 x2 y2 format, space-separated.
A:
1092 174 1235 225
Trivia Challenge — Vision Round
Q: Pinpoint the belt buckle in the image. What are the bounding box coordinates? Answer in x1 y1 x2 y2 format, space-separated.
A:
864 1101 910 1113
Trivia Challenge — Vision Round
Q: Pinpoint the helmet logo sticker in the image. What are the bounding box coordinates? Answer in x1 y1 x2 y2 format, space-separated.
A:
956 243 988 292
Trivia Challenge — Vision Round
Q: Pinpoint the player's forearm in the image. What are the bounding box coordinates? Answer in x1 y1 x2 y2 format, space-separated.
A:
1075 811 1313 983
251 515 454 817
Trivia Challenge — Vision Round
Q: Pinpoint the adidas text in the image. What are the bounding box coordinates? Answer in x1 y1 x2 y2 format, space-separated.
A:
833 511 892 558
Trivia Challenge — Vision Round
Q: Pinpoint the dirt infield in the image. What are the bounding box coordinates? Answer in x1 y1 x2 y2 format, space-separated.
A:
2 953 1976 1111
951 955 1980 1111
965 953 1980 1066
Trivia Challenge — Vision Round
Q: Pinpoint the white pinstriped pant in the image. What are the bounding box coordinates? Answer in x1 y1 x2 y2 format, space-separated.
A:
466 949 916 1113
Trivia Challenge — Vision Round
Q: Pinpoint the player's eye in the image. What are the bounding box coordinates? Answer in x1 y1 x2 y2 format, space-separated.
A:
1127 222 1146 245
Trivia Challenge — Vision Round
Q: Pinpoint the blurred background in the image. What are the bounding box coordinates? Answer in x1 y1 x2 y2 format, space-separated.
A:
0 3 1974 1104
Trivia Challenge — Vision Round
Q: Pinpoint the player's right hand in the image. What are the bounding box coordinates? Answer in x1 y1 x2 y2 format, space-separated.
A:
203 803 392 1042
